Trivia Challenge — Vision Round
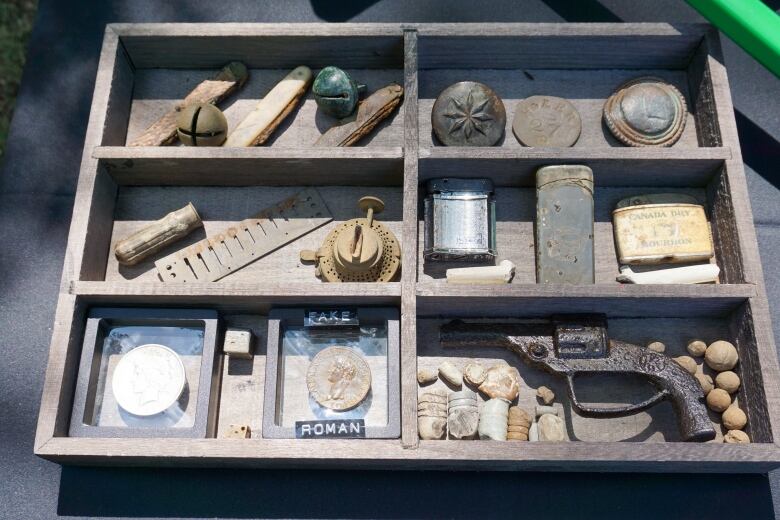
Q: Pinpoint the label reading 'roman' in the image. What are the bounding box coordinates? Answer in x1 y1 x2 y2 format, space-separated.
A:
295 419 366 439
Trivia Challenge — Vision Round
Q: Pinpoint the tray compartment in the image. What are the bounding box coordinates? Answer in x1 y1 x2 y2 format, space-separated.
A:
417 162 739 285
415 297 771 444
94 185 404 284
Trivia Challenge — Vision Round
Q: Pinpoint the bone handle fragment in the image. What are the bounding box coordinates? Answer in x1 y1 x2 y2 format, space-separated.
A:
446 260 515 284
115 203 202 266
224 66 312 147
616 264 720 284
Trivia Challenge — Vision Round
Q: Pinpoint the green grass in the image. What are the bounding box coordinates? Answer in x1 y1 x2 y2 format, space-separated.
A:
0 0 37 157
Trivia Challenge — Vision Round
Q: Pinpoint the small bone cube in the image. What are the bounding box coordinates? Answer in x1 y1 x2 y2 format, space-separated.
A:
223 328 254 359
225 424 251 439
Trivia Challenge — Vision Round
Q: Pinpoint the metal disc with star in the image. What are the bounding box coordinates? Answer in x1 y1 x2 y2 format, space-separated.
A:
603 76 687 147
431 81 506 146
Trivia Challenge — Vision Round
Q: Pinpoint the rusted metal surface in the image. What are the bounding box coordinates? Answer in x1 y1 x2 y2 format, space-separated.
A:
440 316 716 442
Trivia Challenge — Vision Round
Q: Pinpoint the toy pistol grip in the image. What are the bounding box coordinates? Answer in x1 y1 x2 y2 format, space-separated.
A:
565 373 668 417
568 341 715 442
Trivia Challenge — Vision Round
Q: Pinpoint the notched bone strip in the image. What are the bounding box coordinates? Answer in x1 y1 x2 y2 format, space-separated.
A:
315 84 403 147
224 65 312 147
128 62 248 147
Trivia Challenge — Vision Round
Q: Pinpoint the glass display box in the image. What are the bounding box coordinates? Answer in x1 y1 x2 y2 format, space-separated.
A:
69 308 220 438
263 307 400 439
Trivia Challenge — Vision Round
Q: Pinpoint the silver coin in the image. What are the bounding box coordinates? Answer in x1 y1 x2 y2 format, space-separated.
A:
306 346 371 411
111 343 186 417
512 95 581 147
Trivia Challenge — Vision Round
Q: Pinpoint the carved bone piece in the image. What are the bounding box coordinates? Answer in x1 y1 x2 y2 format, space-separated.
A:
114 202 202 266
314 84 403 147
224 66 312 146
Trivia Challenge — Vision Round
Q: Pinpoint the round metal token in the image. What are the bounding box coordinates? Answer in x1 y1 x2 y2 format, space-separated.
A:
431 81 506 146
512 95 581 147
111 344 186 416
306 346 372 411
603 76 687 147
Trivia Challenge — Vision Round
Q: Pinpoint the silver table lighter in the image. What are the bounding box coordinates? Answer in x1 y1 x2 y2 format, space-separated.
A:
424 178 496 262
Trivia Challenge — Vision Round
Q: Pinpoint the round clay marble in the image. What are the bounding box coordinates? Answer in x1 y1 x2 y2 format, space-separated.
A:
705 340 739 372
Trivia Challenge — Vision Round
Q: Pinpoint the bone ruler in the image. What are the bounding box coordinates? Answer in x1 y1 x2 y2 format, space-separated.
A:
155 188 332 282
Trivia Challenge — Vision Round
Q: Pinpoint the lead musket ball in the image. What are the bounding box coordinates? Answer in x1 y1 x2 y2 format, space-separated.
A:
463 362 487 386
438 361 463 387
536 385 555 405
646 341 666 353
673 355 698 375
706 388 731 413
686 339 708 357
705 340 739 372
715 371 741 394
722 405 748 430
417 368 438 385
695 373 714 396
724 429 750 444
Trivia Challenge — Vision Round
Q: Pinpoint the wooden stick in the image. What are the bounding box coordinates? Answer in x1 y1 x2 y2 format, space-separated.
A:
128 62 248 146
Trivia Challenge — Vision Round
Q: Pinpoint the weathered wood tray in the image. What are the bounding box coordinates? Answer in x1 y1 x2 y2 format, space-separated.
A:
35 23 780 471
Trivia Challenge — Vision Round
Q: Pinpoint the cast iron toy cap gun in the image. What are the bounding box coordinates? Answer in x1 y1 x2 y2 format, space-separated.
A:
440 315 715 442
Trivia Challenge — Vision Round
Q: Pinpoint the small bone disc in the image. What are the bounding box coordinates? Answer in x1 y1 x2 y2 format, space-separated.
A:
512 95 581 147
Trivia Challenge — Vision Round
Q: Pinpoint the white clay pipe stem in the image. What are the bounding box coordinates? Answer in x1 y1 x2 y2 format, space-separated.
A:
616 264 720 284
446 260 515 284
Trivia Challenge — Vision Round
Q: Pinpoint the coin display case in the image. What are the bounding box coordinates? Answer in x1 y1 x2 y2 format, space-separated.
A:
262 308 400 439
69 308 220 438
35 23 780 472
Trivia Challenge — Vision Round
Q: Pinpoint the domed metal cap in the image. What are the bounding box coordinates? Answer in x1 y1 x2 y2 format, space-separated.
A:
603 77 687 147
176 103 228 146
431 81 506 147
313 66 366 119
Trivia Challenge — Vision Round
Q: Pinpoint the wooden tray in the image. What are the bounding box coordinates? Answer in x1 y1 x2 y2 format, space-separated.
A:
34 23 780 471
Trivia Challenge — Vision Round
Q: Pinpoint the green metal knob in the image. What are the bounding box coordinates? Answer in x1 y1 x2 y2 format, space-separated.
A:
176 103 228 146
313 66 366 118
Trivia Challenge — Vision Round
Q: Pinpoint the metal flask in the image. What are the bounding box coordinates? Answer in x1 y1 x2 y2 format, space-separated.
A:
424 178 496 262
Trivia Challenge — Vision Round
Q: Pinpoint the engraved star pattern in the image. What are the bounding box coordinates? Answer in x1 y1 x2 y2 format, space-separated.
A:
443 89 493 138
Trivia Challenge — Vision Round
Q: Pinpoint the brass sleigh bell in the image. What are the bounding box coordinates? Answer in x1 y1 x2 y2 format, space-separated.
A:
300 196 401 282
176 103 228 146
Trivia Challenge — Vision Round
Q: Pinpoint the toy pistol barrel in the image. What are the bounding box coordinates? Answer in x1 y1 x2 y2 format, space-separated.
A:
440 317 715 442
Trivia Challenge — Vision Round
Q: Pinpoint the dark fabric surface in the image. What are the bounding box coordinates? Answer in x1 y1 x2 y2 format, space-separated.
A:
1 1 779 518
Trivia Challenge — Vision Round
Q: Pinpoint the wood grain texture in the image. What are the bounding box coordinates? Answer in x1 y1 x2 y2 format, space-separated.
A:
416 285 754 318
95 147 404 186
112 23 404 69
34 24 780 470
702 29 780 444
416 23 706 70
102 186 403 284
419 147 729 187
400 29 419 448
125 68 404 148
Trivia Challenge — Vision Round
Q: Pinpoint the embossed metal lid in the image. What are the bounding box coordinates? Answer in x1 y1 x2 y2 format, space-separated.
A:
603 76 687 147
431 81 506 146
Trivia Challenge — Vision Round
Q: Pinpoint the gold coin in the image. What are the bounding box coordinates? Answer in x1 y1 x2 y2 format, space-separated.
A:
306 346 371 411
